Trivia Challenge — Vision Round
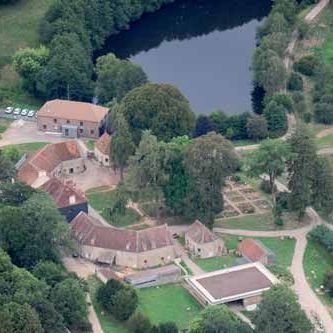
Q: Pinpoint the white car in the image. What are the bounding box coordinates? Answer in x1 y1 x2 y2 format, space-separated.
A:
5 107 13 114
21 109 29 116
28 110 35 117
13 108 21 115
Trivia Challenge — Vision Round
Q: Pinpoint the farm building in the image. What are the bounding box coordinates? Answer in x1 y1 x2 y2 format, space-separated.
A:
70 212 177 269
185 220 224 258
37 100 108 138
94 132 111 166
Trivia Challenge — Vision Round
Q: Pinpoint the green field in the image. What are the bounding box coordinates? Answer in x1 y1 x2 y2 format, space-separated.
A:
86 187 141 227
195 235 296 272
0 0 52 106
303 241 333 315
88 277 202 332
0 118 13 137
315 134 333 149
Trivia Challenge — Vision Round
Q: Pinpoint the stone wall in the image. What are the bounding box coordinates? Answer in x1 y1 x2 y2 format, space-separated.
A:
94 148 110 167
185 236 224 259
37 116 102 138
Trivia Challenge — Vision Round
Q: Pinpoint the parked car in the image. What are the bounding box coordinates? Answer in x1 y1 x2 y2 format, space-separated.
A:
27 110 35 117
5 107 13 114
21 109 28 116
13 108 21 115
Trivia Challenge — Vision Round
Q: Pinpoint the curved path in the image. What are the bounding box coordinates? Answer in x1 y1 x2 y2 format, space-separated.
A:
214 204 332 332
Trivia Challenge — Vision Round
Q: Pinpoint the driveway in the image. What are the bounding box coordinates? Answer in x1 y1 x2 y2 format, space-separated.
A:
0 119 66 147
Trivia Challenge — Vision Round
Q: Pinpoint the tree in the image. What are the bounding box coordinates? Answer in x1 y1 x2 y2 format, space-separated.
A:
293 54 321 77
0 192 68 268
256 12 289 40
13 46 49 93
184 132 239 227
0 181 35 205
194 115 216 137
246 114 268 141
312 157 333 215
324 270 333 298
271 0 297 24
246 139 290 200
37 33 93 101
189 305 252 333
33 261 67 287
287 124 317 220
288 72 304 91
120 83 195 144
51 278 89 330
96 53 147 103
0 150 16 182
251 83 266 115
0 302 43 333
263 100 288 137
252 46 286 95
267 92 294 113
156 322 179 333
110 111 135 180
128 313 152 333
253 284 312 333
96 279 138 321
314 102 333 124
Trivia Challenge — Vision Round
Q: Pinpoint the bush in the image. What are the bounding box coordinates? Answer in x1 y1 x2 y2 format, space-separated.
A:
308 225 333 252
128 313 152 333
293 54 321 76
314 103 333 124
287 72 303 91
96 279 138 321
292 91 305 104
323 270 333 298
260 179 277 194
276 191 290 210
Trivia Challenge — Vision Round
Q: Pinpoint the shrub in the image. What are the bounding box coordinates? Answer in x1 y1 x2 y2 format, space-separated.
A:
293 54 321 76
276 191 290 210
287 72 303 91
314 103 333 124
323 270 333 298
128 313 152 333
292 91 305 104
260 179 277 194
308 225 333 252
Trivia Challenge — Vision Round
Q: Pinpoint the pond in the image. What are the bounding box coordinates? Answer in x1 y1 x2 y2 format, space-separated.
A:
97 0 271 114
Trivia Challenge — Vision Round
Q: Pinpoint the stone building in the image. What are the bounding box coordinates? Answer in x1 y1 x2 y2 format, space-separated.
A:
37 100 108 138
41 178 88 222
236 238 275 266
94 132 111 167
185 220 224 258
17 141 85 188
71 212 177 269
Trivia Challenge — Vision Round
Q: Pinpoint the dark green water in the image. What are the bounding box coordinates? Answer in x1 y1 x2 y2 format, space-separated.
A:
98 0 272 113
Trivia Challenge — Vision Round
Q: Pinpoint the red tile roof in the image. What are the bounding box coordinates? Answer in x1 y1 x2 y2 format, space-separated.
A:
37 100 108 123
95 132 111 155
71 212 174 253
41 178 87 208
237 238 269 263
18 141 82 185
186 220 218 244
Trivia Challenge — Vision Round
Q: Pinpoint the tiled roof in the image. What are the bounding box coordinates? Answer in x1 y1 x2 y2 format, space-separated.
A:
185 220 218 244
237 238 270 263
17 141 82 185
37 100 108 123
71 212 174 253
95 132 110 155
41 178 87 208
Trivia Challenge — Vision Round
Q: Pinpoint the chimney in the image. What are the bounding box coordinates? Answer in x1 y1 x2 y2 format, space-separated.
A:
69 195 76 205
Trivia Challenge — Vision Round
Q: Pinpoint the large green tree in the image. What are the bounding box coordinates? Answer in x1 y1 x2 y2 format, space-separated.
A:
253 284 312 333
246 139 290 200
263 100 288 138
287 124 317 220
189 305 252 333
0 150 16 182
119 83 195 144
110 111 135 180
0 192 68 268
96 53 147 103
184 132 239 227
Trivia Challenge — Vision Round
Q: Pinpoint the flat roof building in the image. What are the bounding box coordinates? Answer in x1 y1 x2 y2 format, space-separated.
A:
186 262 278 311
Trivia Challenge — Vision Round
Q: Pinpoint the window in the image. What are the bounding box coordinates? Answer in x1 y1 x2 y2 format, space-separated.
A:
53 119 57 123
64 128 69 137
66 120 70 124
69 168 74 174
90 129 94 135
161 257 165 261
197 248 201 252
144 259 147 264
80 121 83 126
43 125 47 130
105 158 109 163
79 128 83 134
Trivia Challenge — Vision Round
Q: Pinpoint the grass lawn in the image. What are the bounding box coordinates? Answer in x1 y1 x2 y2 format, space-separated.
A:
86 139 95 151
195 235 296 272
0 0 53 106
304 241 333 315
0 118 13 137
88 277 201 332
2 142 49 163
137 284 202 329
86 187 141 227
315 134 333 149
